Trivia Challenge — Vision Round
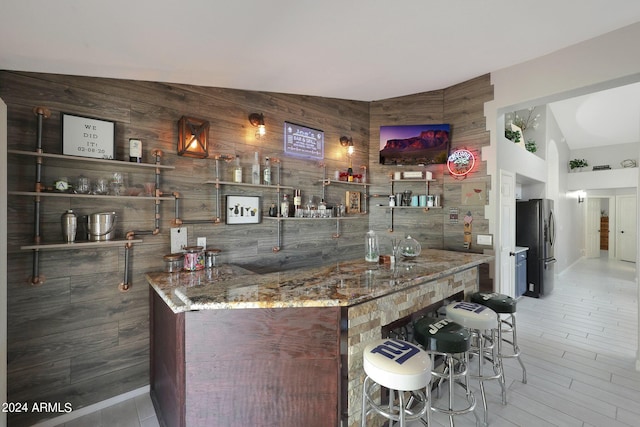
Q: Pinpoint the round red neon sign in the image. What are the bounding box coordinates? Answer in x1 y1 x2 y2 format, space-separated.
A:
447 149 475 177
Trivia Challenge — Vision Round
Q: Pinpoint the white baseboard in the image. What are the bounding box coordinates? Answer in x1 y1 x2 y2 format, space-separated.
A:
30 386 150 427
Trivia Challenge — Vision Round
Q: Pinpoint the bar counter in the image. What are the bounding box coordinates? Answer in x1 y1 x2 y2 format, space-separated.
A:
147 249 492 427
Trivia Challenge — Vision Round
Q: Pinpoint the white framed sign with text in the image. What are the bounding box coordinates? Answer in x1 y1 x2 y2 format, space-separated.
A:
62 113 115 159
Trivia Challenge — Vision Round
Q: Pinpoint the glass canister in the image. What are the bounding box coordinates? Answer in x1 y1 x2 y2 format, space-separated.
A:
399 235 421 259
205 248 221 269
163 253 184 272
183 246 204 271
365 230 380 263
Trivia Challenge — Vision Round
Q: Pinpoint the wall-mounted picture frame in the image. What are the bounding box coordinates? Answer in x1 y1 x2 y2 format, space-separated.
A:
226 195 261 224
62 112 115 159
346 191 361 214
379 123 450 165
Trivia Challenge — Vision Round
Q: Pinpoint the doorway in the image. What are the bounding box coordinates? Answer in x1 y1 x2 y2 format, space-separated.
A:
616 195 637 263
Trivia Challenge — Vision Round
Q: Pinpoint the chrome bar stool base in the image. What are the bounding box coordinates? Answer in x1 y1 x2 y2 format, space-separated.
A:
414 316 482 427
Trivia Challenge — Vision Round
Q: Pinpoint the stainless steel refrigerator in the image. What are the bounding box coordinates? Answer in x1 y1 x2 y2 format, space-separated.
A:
516 199 556 297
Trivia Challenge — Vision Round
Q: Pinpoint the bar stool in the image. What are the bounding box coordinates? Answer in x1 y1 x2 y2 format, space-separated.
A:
470 292 527 384
361 338 432 427
445 301 506 426
413 316 481 427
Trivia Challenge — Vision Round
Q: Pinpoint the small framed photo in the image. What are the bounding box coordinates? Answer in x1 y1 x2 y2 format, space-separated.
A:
62 112 115 159
346 191 361 214
226 195 261 224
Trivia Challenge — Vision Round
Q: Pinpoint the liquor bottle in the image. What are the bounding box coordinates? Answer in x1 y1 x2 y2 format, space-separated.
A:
318 198 327 217
129 139 142 163
347 159 354 182
280 194 290 218
252 152 260 185
293 189 302 217
233 155 242 183
263 157 271 185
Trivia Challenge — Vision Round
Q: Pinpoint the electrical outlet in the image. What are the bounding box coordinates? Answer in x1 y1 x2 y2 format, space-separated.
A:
171 227 188 253
197 237 207 249
477 234 492 246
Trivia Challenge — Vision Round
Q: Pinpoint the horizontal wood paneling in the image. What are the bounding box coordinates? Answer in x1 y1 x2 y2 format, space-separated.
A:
1 69 369 426
2 69 492 425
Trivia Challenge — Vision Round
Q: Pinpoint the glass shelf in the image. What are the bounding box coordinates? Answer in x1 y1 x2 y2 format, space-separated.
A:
8 149 175 170
263 216 363 221
203 180 295 190
8 191 175 201
20 239 144 251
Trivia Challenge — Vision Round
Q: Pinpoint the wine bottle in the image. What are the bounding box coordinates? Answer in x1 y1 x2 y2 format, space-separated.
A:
252 152 260 185
293 189 302 217
263 157 271 185
233 155 242 183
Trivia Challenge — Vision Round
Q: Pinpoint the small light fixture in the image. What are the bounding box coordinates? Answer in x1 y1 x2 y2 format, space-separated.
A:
178 116 209 158
340 136 354 156
249 113 266 138
577 191 586 204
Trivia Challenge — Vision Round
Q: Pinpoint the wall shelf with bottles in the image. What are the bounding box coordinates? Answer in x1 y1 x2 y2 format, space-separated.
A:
381 175 439 232
8 106 176 289
318 166 370 214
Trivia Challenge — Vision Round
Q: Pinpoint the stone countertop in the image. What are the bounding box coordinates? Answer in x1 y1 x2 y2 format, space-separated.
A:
146 249 493 313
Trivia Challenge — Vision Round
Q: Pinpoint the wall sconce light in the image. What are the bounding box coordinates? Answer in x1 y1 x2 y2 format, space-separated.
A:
340 136 354 156
249 113 266 138
577 191 586 204
178 116 209 158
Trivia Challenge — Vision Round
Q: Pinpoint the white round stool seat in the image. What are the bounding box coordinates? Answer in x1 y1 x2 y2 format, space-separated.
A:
363 339 431 391
446 301 498 331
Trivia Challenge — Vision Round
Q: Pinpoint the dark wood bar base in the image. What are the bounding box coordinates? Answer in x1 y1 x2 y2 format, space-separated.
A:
151 290 341 427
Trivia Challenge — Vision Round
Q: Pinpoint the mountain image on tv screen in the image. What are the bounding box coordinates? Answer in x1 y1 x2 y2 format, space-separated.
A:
379 124 450 165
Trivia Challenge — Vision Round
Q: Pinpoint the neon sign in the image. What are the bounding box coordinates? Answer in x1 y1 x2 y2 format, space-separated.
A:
447 149 475 177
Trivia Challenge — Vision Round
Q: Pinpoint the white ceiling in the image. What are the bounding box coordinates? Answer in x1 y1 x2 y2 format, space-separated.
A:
548 82 640 150
1 1 640 148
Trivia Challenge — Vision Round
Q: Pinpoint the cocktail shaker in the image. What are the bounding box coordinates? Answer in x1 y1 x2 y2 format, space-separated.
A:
61 209 77 243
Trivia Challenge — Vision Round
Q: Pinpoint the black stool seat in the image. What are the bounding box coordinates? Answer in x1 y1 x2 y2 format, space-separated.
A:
471 291 517 314
414 317 470 354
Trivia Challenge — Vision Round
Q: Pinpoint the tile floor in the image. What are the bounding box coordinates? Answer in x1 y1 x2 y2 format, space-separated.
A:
53 253 638 427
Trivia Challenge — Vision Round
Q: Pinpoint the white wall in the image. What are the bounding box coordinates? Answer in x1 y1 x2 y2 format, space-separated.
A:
572 142 639 171
484 21 640 370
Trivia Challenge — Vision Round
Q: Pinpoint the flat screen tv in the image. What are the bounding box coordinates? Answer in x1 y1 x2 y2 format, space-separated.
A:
379 124 450 165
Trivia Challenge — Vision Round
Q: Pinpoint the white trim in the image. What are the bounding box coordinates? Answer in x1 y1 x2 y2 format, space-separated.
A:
30 386 150 427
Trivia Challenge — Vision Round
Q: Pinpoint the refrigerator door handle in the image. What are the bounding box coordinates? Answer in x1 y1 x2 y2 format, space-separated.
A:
544 258 557 266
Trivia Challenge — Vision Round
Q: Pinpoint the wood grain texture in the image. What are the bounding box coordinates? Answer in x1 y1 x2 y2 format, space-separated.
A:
1 69 493 425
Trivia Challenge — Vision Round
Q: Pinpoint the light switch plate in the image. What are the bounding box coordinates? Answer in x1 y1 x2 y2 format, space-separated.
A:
197 237 207 249
477 234 492 246
171 227 188 253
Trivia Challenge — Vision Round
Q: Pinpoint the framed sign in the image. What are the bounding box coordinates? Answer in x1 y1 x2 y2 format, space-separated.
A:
283 121 324 160
62 113 115 159
346 191 361 214
226 195 261 224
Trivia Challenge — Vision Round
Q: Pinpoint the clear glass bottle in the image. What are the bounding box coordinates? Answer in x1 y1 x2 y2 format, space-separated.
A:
252 152 260 185
263 157 271 185
233 155 242 183
293 189 302 217
280 194 290 218
318 198 327 217
365 230 379 263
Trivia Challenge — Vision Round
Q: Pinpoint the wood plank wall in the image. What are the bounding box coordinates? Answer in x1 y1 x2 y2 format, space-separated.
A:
1 70 370 426
1 70 492 426
369 74 493 254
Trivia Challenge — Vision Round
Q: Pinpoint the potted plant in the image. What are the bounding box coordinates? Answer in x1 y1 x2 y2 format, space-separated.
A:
569 158 588 171
525 139 537 153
